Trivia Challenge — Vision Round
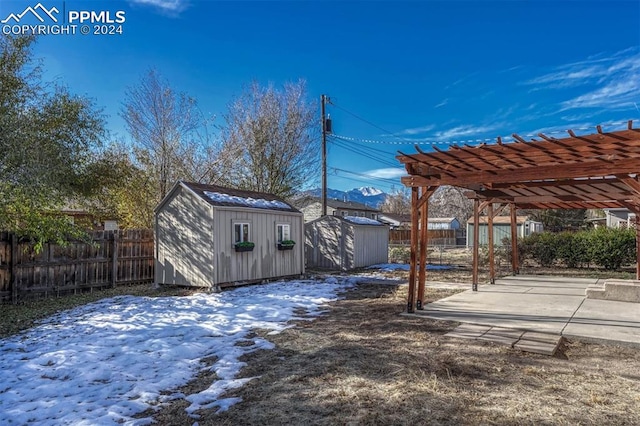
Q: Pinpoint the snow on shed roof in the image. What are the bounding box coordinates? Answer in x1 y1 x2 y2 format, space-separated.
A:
180 181 299 212
344 216 384 226
204 191 292 210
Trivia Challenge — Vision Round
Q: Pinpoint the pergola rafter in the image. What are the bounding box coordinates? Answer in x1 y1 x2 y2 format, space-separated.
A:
398 124 640 313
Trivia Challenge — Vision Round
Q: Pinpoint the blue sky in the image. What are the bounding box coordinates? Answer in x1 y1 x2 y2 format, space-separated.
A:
2 0 640 192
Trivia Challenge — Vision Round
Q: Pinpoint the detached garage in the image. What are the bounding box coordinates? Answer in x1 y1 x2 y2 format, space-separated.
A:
155 181 305 289
305 216 389 270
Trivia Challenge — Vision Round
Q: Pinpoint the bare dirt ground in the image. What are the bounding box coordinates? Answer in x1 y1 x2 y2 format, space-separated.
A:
152 277 640 426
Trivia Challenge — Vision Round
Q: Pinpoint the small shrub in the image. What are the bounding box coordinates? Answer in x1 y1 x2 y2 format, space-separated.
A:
555 231 589 268
499 237 526 267
527 232 558 267
389 246 411 263
586 227 635 270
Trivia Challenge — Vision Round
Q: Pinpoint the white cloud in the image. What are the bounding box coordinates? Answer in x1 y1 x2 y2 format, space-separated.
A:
128 0 189 14
562 75 640 110
434 124 501 140
434 99 448 108
364 168 406 179
525 48 640 111
398 124 435 136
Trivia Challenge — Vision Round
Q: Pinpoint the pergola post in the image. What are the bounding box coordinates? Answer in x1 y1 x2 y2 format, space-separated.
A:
417 187 429 310
472 198 479 291
488 202 495 284
407 187 419 313
510 203 519 275
635 212 640 280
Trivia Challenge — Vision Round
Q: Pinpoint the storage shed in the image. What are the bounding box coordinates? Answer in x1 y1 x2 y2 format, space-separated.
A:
305 216 389 270
155 181 305 289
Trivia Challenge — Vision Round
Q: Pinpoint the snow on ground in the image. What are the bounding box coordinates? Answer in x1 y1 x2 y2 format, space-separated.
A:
0 277 356 425
350 263 454 282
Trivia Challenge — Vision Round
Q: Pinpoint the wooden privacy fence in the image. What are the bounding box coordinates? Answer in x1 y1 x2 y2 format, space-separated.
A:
0 229 154 303
389 229 461 246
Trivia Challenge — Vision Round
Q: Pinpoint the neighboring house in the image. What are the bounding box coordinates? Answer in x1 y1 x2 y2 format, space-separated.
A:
378 213 411 229
378 215 460 230
60 206 119 231
295 197 381 222
305 215 389 270
466 216 543 247
603 208 636 228
155 181 305 289
428 217 461 230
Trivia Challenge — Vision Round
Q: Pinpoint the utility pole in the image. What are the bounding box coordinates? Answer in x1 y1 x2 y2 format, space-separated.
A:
321 94 328 216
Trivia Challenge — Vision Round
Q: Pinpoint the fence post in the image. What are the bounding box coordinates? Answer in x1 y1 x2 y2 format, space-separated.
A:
111 232 119 288
10 233 17 304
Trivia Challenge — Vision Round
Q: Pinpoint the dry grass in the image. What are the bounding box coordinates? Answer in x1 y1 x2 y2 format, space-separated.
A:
152 281 640 425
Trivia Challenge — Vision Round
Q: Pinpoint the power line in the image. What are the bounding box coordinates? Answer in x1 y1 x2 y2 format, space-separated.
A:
329 101 419 144
328 170 397 191
332 119 636 147
330 137 399 168
330 167 401 185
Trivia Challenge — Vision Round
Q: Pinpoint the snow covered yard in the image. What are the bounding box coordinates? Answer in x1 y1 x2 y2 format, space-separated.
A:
0 277 357 425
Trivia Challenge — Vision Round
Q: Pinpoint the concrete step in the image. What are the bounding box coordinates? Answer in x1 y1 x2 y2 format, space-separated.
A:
586 279 640 303
446 324 562 356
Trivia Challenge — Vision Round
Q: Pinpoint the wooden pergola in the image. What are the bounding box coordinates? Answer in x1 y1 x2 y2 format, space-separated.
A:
397 122 640 313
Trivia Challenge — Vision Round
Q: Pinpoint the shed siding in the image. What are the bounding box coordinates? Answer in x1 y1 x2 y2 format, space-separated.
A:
352 225 389 268
305 216 388 270
155 186 213 287
214 208 304 284
305 216 344 269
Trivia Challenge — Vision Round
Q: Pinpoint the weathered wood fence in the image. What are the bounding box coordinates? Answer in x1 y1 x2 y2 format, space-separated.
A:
389 229 463 246
0 229 154 303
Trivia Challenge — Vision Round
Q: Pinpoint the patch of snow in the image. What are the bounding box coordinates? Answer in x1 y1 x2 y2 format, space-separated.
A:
0 277 357 425
343 216 383 226
204 191 291 210
357 186 383 196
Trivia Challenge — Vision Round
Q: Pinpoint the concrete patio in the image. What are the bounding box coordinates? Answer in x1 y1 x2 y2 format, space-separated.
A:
410 275 640 347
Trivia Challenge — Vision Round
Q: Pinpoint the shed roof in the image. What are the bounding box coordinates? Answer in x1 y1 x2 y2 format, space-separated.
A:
343 216 384 226
167 181 299 213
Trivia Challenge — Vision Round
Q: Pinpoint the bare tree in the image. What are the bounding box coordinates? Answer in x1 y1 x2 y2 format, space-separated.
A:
219 80 318 198
430 186 473 223
380 188 411 214
120 69 211 201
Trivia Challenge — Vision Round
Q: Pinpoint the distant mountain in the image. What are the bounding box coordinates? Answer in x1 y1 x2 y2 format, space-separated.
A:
299 187 388 209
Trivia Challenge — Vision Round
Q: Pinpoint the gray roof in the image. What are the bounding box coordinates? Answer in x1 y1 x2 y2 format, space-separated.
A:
180 181 300 213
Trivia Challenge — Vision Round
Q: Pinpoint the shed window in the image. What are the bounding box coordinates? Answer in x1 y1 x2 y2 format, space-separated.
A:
276 223 291 242
234 222 250 243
